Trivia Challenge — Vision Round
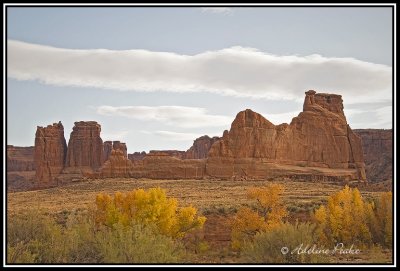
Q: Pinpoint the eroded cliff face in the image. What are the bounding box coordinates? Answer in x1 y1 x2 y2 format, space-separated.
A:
206 90 366 181
65 121 103 170
34 121 67 187
354 129 392 182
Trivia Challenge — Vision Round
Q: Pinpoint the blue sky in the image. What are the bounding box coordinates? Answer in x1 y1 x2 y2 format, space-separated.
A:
7 6 393 152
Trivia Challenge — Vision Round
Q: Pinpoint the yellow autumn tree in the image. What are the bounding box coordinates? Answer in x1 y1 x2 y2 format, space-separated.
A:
313 185 392 247
231 184 287 249
95 188 206 239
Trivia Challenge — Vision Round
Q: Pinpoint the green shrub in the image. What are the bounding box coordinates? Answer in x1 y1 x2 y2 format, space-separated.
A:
241 221 327 263
96 223 183 263
7 210 68 263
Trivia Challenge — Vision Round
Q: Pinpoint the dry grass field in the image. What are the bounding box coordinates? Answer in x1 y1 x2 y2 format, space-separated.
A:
7 178 386 216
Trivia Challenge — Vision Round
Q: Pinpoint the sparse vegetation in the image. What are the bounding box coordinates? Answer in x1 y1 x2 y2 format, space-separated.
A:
240 221 326 263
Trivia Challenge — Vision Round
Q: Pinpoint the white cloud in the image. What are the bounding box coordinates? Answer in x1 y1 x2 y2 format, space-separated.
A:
101 130 129 142
345 106 392 129
141 130 206 141
8 40 392 103
201 7 233 14
96 105 232 128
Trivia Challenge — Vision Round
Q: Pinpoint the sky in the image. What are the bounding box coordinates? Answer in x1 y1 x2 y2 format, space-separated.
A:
6 6 393 153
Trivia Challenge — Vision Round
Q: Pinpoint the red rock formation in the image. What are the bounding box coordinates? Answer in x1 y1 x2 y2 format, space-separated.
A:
128 151 147 161
207 90 366 181
95 150 205 179
185 135 220 159
130 152 206 179
103 141 128 162
65 121 103 171
149 150 186 159
7 145 35 171
34 121 67 187
102 141 113 163
96 149 133 178
112 141 127 158
354 129 392 182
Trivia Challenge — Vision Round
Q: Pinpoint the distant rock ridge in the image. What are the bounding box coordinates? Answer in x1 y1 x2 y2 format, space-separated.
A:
27 90 370 189
7 145 35 172
354 129 392 182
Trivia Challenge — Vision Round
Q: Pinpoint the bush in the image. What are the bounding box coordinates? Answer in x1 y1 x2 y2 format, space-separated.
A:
7 210 184 264
96 223 183 263
241 221 327 263
7 210 68 263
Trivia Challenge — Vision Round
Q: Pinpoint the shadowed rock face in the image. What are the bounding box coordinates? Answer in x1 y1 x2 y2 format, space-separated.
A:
185 135 220 159
207 90 366 181
354 129 392 182
34 121 67 187
65 121 103 170
7 145 35 172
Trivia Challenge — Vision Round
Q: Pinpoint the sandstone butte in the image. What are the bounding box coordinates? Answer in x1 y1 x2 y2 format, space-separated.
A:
25 90 389 188
34 121 67 188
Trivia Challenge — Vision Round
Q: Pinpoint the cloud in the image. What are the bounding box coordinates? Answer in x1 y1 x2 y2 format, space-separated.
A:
101 130 129 141
8 40 391 103
141 130 206 141
96 105 232 128
201 7 233 14
345 106 392 129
